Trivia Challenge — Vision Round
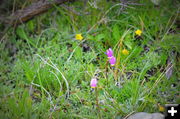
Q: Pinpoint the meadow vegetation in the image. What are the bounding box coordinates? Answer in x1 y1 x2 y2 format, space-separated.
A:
0 0 179 118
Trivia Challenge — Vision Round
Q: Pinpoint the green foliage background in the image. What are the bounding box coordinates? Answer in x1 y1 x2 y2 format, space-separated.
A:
0 0 179 118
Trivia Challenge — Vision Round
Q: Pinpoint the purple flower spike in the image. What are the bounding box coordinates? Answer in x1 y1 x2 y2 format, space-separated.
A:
106 48 113 58
109 56 116 66
90 78 97 88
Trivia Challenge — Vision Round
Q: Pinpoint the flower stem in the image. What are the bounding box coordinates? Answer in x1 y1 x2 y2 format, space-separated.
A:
95 88 101 119
114 40 122 81
105 61 109 87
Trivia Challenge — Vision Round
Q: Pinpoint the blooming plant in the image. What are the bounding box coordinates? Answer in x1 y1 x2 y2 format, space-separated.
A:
75 34 83 40
90 78 97 88
135 29 142 36
122 49 129 55
105 48 116 66
106 48 113 58
109 56 116 66
90 77 101 118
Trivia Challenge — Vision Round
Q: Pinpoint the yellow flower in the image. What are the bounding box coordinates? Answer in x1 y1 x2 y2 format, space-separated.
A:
135 29 142 36
158 104 165 112
122 49 129 55
75 34 83 40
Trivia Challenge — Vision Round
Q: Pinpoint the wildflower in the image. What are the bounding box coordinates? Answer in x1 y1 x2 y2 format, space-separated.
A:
135 29 142 36
122 49 129 55
109 56 116 66
90 78 97 88
105 48 113 58
75 34 83 40
158 103 165 112
105 48 116 66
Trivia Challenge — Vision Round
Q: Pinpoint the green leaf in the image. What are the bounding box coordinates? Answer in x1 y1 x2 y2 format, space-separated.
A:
75 46 82 60
124 34 133 49
27 20 35 32
16 26 36 48
95 34 105 41
112 24 120 40
124 40 132 49
87 34 94 40
16 26 27 40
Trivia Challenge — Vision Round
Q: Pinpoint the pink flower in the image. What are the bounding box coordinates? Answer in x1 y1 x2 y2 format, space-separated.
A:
106 48 113 58
109 56 116 66
90 78 97 88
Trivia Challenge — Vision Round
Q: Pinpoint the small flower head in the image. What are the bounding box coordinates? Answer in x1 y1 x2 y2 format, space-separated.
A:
158 104 165 112
106 48 113 58
75 34 83 40
122 49 129 55
109 56 116 66
90 78 97 88
135 29 142 36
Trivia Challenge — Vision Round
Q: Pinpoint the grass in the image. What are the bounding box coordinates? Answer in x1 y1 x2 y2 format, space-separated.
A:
0 0 180 118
